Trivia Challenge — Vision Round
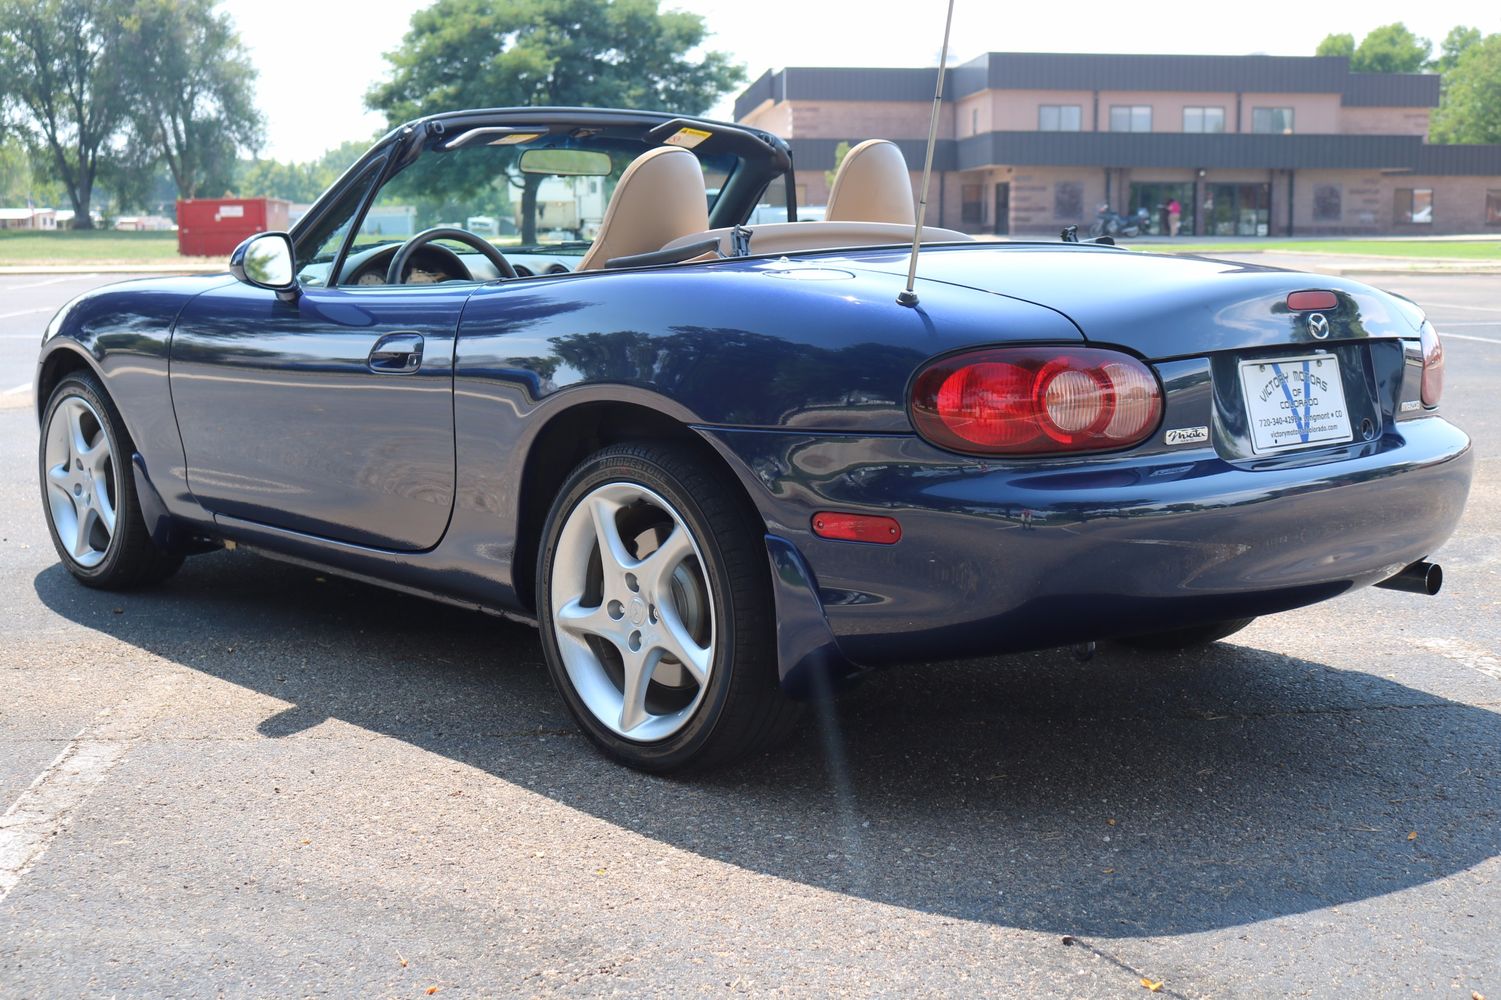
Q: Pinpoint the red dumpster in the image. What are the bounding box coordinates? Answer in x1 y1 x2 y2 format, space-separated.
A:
176 197 290 258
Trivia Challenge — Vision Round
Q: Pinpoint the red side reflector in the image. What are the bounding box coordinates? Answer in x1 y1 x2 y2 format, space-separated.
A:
811 512 901 544
1287 290 1339 311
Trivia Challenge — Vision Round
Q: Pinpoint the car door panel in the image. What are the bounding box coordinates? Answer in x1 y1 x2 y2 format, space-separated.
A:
169 281 469 551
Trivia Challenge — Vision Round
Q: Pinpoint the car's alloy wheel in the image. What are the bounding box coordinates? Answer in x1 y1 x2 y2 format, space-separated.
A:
39 371 183 589
43 394 118 569
537 442 799 772
549 480 716 742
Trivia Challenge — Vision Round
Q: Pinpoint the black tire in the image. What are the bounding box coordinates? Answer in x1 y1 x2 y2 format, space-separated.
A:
39 371 183 589
1115 617 1256 650
536 441 799 772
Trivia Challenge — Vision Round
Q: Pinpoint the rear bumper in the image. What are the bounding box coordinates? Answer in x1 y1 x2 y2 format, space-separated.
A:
704 416 1472 677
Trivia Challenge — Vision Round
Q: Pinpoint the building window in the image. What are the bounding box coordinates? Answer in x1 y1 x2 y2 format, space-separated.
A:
971 108 979 136
1395 188 1433 224
1313 185 1342 221
1182 107 1225 133
1109 105 1152 132
961 184 984 225
1486 189 1501 225
1038 105 1082 131
1252 107 1295 134
1054 181 1083 220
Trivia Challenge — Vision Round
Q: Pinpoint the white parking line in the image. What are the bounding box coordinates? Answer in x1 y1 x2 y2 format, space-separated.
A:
0 307 52 320
1425 302 1501 314
2 276 96 291
0 671 180 904
1440 332 1501 345
1410 637 1501 682
3 382 32 396
0 731 133 902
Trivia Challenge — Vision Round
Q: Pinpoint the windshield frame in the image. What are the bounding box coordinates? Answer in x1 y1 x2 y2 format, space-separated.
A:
291 109 794 287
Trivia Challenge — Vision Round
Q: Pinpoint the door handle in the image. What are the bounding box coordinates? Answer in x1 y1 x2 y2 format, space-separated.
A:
368 332 424 374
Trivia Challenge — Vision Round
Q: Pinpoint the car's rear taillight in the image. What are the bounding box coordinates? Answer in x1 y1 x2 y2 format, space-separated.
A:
1420 321 1444 407
910 347 1163 455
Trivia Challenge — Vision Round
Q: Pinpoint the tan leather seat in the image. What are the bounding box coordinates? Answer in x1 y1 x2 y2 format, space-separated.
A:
575 146 710 272
825 139 916 226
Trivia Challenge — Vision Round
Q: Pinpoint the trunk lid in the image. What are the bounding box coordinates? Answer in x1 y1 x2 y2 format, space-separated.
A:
842 243 1425 358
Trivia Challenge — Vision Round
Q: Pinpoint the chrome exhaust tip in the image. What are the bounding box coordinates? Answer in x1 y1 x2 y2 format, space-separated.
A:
1374 560 1443 596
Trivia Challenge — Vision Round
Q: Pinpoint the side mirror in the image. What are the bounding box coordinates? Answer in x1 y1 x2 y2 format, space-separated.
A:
229 232 298 302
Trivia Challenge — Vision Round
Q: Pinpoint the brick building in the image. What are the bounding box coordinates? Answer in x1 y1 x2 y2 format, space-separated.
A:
733 54 1501 237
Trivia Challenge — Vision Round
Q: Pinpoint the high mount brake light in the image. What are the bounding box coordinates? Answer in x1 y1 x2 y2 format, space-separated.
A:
1286 290 1339 312
910 347 1164 456
1420 322 1444 407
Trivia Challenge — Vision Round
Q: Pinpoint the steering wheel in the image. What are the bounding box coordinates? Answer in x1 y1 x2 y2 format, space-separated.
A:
385 226 517 284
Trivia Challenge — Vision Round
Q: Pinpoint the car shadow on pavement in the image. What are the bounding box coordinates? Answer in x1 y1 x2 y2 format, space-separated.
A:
34 550 1501 939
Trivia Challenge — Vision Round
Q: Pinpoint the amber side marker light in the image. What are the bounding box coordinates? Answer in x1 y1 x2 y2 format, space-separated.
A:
1286 290 1339 311
812 512 902 544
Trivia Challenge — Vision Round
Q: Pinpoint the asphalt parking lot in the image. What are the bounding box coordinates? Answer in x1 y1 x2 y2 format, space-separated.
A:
1 265 1498 997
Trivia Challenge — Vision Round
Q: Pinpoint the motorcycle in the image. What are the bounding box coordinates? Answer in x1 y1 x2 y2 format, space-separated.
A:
1088 204 1151 239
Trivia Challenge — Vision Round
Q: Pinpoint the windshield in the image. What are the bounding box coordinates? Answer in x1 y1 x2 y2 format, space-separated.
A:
359 127 738 258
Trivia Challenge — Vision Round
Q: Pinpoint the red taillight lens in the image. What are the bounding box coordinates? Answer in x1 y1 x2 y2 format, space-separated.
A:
1420 322 1444 407
910 347 1163 455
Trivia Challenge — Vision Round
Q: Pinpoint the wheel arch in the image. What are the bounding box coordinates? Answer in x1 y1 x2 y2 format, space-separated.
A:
512 398 766 613
35 344 101 425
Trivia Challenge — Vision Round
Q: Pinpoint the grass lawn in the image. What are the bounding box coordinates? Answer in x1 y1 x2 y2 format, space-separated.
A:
1153 239 1501 260
0 229 210 265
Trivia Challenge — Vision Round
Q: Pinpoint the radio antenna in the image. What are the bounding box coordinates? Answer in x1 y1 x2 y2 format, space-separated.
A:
897 0 956 307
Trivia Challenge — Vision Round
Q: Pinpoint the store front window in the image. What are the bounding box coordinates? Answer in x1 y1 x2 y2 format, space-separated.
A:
1205 183 1271 236
1129 182 1195 236
1395 188 1433 224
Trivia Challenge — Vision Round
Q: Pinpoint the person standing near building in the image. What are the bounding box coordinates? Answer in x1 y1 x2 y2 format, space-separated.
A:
1167 197 1183 237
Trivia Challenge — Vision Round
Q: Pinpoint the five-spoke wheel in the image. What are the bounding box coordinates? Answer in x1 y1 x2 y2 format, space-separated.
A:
550 481 715 741
43 395 118 568
39 372 182 588
537 442 798 772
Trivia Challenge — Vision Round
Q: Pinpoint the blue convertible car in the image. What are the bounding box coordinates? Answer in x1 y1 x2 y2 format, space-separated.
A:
35 107 1471 771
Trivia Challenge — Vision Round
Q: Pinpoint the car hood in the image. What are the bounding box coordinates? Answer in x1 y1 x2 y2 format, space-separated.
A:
834 243 1427 360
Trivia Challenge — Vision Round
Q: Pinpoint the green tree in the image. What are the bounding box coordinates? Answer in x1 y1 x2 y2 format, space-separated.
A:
236 139 378 203
0 136 67 205
366 0 744 242
1430 33 1501 143
1315 33 1355 60
0 0 134 228
823 141 851 190
1431 25 1481 73
1351 23 1431 73
122 0 264 199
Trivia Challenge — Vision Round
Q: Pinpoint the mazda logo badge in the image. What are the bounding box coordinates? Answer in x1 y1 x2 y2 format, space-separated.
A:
1308 313 1330 339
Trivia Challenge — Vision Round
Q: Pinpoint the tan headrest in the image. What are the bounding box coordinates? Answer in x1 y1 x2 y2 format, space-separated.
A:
575 145 710 271
825 139 916 226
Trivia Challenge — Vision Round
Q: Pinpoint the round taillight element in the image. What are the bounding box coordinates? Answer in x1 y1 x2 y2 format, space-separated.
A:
1419 321 1443 407
910 347 1163 456
1100 360 1159 441
1039 367 1105 437
935 361 1038 447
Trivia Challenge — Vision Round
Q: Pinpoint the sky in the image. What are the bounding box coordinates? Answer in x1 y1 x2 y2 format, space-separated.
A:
221 0 1499 162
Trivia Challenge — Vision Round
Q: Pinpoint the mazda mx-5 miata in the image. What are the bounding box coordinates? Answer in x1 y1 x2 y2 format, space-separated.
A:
35 107 1471 771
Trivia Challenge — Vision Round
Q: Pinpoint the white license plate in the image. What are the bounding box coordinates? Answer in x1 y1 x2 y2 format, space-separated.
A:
1238 353 1353 454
